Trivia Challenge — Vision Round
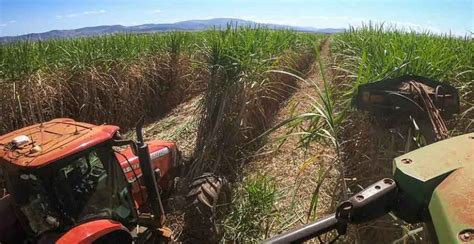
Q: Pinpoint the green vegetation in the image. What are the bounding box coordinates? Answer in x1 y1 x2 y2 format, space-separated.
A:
0 27 322 135
333 24 473 112
0 32 197 80
191 28 322 176
0 28 323 240
0 28 319 81
223 175 278 242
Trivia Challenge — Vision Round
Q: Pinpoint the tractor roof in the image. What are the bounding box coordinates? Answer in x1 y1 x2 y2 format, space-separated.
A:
0 118 119 168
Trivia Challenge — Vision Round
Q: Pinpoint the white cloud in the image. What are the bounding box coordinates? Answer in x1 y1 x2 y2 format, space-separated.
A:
56 10 107 19
238 15 443 34
240 15 365 28
0 20 17 27
65 13 79 18
301 16 366 22
152 9 162 14
83 10 107 15
381 21 442 33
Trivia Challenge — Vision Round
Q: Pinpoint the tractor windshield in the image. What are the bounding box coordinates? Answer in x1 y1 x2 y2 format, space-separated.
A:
5 145 135 235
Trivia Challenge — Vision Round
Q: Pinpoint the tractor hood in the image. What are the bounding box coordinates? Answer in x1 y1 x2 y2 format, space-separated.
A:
0 118 119 168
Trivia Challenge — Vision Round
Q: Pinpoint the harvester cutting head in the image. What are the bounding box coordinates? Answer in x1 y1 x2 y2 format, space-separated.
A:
355 75 459 117
354 75 460 142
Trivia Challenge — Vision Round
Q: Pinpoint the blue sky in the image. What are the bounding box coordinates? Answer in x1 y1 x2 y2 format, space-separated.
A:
0 0 472 37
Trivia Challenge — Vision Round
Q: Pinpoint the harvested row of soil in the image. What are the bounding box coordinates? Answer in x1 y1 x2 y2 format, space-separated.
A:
235 39 341 241
143 95 203 157
185 48 319 242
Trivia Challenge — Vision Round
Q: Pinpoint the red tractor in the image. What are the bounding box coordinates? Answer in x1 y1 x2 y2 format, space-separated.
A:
0 118 183 243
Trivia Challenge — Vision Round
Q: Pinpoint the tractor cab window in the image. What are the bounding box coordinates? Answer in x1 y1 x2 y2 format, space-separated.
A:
51 146 135 224
8 145 135 235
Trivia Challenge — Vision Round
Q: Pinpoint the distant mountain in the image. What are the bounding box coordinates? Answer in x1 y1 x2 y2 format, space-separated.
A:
0 18 344 43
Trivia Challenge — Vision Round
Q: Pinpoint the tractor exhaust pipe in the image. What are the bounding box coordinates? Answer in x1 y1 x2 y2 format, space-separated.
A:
135 118 166 225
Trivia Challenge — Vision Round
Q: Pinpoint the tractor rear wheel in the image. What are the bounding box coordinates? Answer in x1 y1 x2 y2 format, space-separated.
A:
185 173 229 242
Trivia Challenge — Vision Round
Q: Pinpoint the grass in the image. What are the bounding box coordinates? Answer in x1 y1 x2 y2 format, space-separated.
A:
0 27 322 136
333 24 473 117
0 31 204 134
190 27 322 176
0 32 197 80
260 46 346 213
223 175 279 243
184 27 323 240
219 40 343 241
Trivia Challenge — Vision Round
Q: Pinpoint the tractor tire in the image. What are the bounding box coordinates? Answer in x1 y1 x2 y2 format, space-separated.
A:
185 173 229 243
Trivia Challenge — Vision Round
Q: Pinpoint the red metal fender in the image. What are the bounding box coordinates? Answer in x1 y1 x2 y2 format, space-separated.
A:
56 219 130 244
117 140 179 186
115 140 180 207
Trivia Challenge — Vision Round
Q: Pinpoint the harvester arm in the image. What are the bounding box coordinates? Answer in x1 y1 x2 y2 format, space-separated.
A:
266 133 474 243
265 178 398 243
265 214 340 243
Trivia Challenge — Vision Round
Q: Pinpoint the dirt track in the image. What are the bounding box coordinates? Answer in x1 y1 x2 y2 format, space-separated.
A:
242 39 341 238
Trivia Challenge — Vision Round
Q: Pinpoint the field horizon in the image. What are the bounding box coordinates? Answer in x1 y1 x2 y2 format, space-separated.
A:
0 17 345 43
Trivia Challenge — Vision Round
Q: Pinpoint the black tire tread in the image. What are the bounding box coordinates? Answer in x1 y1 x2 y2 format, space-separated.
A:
186 173 226 217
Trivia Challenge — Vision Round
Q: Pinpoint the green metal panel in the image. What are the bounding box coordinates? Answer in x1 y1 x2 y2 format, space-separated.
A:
429 167 474 243
393 133 474 242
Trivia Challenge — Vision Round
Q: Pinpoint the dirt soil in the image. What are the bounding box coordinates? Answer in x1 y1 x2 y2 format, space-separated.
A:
243 39 341 239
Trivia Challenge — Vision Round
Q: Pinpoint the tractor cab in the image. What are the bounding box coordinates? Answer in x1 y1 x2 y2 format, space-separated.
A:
0 118 179 243
3 142 136 237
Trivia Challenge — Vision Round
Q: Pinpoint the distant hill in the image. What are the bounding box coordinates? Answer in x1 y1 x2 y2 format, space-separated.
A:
0 18 344 43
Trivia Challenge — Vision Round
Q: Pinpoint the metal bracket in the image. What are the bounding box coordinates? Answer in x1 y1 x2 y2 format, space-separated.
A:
337 178 398 224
